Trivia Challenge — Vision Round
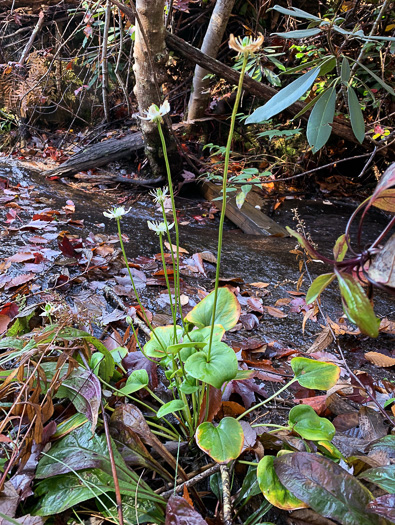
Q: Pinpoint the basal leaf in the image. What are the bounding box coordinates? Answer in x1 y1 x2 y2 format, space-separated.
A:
156 400 185 419
306 273 335 304
335 271 380 337
185 342 238 389
289 405 336 441
348 86 365 143
144 325 183 358
307 86 337 153
291 357 340 390
196 417 244 463
56 368 101 431
120 369 149 395
257 456 307 510
353 61 395 96
246 68 320 124
275 452 383 525
185 288 240 331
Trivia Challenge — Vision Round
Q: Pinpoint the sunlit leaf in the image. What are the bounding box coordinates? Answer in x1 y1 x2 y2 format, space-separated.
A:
335 271 380 337
291 357 340 390
196 417 244 463
185 288 240 331
306 273 335 304
246 68 320 124
144 325 183 358
257 456 307 510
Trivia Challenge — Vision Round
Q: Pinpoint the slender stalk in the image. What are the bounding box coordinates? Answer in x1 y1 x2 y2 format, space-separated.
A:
157 123 183 324
116 218 165 351
158 233 177 337
236 378 297 421
207 54 248 360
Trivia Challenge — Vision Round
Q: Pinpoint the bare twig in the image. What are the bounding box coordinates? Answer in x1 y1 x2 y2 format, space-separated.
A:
159 464 221 498
220 464 232 525
18 10 45 65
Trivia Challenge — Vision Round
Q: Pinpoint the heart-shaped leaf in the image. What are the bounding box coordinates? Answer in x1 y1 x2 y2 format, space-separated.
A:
257 456 307 510
275 452 382 525
335 271 380 337
184 342 238 389
185 288 240 330
196 417 244 463
156 400 186 419
119 369 149 395
144 325 183 358
289 405 336 441
291 357 340 390
306 273 335 304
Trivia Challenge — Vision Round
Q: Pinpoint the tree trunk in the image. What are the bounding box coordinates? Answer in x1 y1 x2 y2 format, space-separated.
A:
187 0 235 122
133 0 169 178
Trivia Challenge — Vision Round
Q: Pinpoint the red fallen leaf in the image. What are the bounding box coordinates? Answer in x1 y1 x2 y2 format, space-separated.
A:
297 395 329 416
63 200 75 213
287 291 306 296
182 486 194 508
48 176 59 180
6 252 35 263
0 302 19 318
28 235 51 244
4 273 35 290
0 434 12 443
20 220 55 230
32 213 54 222
367 494 395 522
23 263 45 273
58 236 82 259
223 376 268 408
0 314 12 334
198 386 222 425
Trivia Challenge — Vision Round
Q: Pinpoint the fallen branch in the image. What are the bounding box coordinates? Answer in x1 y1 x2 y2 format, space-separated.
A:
165 32 394 158
19 11 45 66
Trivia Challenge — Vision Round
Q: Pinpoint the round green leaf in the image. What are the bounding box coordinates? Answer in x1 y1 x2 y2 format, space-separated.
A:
188 325 225 343
257 456 307 510
156 400 186 419
291 357 340 390
119 369 149 395
185 288 240 330
289 405 335 441
144 325 183 358
184 342 238 389
196 417 244 463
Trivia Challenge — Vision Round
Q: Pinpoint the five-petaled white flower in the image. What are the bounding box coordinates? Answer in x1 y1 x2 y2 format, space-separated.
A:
149 187 169 205
229 33 264 56
103 206 131 219
139 100 170 122
147 220 174 235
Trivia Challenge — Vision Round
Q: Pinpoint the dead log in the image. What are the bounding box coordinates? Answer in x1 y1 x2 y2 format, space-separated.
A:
0 0 79 9
165 33 394 158
45 132 145 178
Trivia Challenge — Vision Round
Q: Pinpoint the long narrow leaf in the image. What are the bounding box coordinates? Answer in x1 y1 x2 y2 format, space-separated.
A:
271 5 321 20
272 28 322 39
306 86 337 152
246 67 320 124
351 59 395 95
347 86 365 143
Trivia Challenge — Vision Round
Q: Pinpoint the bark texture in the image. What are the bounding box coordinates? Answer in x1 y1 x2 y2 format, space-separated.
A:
133 0 168 177
187 0 235 121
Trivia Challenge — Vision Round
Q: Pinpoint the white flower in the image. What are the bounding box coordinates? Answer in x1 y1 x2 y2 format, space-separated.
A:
139 100 170 122
103 206 131 219
147 220 174 235
149 187 169 205
229 33 264 56
40 303 60 317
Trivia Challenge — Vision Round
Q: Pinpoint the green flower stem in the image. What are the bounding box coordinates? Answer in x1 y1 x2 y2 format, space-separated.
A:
236 377 297 421
157 123 183 324
145 386 166 405
237 460 258 467
158 233 177 338
116 218 165 351
250 424 290 430
207 53 248 361
147 421 179 440
99 377 157 413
